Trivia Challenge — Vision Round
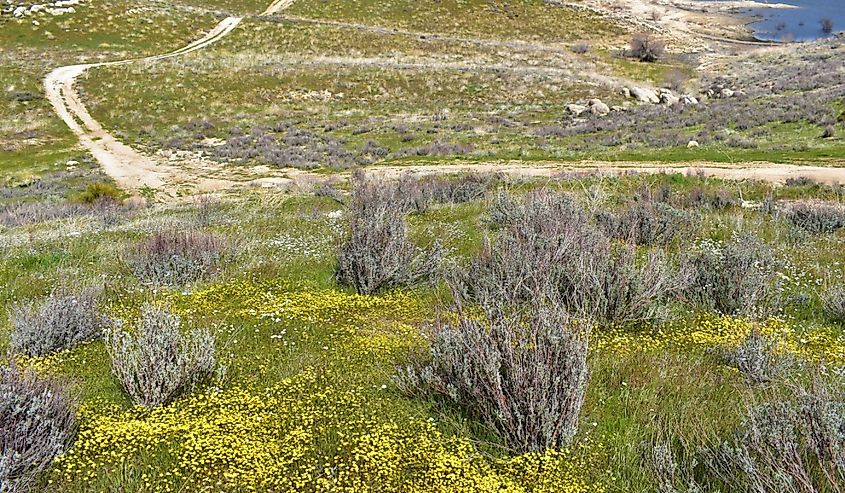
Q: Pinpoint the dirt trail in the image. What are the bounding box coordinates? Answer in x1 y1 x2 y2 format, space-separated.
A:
44 3 291 197
358 160 845 186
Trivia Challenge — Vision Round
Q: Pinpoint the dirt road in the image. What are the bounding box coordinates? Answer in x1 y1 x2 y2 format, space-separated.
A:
360 160 845 185
44 3 289 197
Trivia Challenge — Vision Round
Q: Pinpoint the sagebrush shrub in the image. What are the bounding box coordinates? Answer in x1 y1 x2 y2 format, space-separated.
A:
596 202 692 245
0 201 87 227
566 245 687 327
487 188 584 231
395 173 434 213
485 190 686 325
336 172 442 294
396 282 591 453
823 284 845 323
396 189 600 451
127 230 230 286
392 173 493 213
684 233 782 319
704 376 845 492
682 186 737 210
9 286 105 357
718 328 785 384
428 173 492 204
571 41 590 54
784 201 845 233
0 363 77 493
104 304 217 409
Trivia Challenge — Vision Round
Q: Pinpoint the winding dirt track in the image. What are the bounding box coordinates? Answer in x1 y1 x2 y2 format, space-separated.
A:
43 0 295 196
44 0 845 197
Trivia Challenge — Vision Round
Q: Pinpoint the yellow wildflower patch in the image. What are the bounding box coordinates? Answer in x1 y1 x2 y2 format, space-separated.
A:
596 314 845 366
55 373 605 493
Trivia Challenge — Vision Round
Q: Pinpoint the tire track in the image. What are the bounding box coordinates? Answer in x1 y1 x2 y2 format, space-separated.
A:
44 3 291 196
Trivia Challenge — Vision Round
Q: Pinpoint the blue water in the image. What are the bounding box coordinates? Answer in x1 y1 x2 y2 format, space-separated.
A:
738 0 845 41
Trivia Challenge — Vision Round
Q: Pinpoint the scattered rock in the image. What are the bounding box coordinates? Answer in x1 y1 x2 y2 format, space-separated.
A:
610 105 626 112
708 86 736 99
660 92 680 106
4 0 82 18
681 95 699 105
629 87 660 104
588 98 610 116
566 103 588 117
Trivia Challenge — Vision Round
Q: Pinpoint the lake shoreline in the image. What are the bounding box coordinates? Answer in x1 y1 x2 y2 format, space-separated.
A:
718 0 845 42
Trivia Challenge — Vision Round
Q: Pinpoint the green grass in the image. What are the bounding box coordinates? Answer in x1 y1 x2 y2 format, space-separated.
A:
285 0 627 44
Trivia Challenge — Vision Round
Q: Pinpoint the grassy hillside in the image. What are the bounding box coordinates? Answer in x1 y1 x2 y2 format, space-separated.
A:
4 0 845 492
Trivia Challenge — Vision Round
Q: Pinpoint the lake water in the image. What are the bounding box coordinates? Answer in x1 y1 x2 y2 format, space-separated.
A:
736 0 845 41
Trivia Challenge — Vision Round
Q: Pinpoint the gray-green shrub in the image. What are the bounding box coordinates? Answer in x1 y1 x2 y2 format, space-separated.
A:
718 328 786 384
1 363 77 493
396 279 591 453
336 172 442 294
127 230 230 286
784 201 845 233
487 188 584 231
9 286 105 357
485 190 687 326
104 304 217 409
703 376 845 492
567 245 687 327
596 202 692 246
823 284 845 324
684 233 782 319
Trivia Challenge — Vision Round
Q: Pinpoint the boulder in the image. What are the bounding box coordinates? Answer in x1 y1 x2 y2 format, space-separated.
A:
622 87 631 99
660 93 680 106
13 6 26 16
630 86 659 104
687 140 700 149
681 95 699 105
588 98 610 116
566 103 588 117
719 88 735 98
